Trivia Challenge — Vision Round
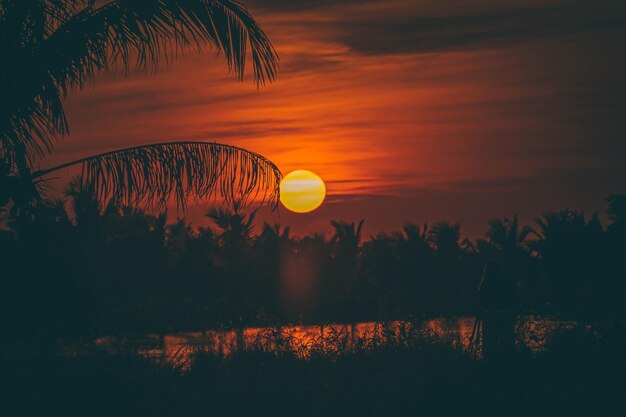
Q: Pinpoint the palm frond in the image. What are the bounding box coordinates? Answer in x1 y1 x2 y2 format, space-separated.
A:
44 0 278 87
0 0 278 167
32 141 282 211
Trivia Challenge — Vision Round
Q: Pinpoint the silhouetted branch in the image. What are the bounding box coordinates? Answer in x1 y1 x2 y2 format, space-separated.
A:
0 0 279 165
32 141 282 210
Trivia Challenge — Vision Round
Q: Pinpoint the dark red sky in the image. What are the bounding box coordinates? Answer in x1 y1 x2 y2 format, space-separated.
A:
40 0 626 237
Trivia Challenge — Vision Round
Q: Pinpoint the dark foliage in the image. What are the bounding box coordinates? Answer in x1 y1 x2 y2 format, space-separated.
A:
1 193 625 338
0 0 278 167
1 325 625 417
0 0 281 214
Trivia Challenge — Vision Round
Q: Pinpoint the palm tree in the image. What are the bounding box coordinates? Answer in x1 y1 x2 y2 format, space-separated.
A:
328 220 364 320
396 222 431 264
252 223 291 316
395 223 432 313
0 0 281 214
534 209 605 314
360 233 402 318
206 203 256 253
206 204 257 333
481 214 534 261
330 219 364 279
331 220 364 262
428 221 462 260
473 217 532 359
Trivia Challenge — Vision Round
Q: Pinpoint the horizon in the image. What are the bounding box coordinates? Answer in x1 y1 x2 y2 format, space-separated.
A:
2 1 626 414
37 0 625 236
139 196 615 240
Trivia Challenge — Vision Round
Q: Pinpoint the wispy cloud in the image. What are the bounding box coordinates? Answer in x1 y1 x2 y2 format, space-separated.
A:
44 0 626 234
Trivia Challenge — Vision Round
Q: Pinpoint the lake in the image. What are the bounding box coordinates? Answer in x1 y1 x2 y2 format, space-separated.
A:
57 315 592 365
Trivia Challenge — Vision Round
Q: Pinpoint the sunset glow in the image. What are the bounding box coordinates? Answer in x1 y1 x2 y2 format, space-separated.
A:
46 0 626 236
2 0 624 412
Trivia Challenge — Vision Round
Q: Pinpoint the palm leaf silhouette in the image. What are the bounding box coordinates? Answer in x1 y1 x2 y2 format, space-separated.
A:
1 0 279 167
1 1 281 212
32 141 281 210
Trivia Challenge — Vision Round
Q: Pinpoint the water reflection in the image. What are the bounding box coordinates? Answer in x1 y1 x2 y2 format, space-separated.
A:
60 316 584 364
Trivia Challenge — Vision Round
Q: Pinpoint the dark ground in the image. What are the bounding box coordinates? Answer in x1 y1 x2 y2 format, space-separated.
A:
1 325 625 417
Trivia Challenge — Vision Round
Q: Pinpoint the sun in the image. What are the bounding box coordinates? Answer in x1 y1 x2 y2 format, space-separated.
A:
280 170 326 213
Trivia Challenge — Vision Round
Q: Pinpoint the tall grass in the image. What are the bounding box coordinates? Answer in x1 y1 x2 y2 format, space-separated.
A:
2 324 624 416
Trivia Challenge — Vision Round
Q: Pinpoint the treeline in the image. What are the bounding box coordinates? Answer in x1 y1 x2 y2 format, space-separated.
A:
1 189 625 337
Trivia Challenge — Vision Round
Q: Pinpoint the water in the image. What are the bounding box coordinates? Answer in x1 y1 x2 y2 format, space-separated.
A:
58 315 588 364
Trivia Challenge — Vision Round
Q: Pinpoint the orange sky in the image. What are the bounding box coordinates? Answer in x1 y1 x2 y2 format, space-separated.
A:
39 0 626 237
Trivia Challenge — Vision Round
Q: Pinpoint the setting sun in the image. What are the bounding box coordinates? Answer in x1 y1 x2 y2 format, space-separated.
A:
280 170 326 213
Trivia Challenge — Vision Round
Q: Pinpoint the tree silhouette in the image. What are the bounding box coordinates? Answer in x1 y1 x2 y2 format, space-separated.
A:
534 210 605 315
397 223 432 282
360 233 402 318
398 223 430 254
607 194 626 224
604 194 626 324
327 220 364 320
477 215 540 308
331 220 364 264
428 221 462 260
482 215 533 260
251 223 291 318
3 193 626 337
473 216 535 357
206 205 258 330
0 0 281 216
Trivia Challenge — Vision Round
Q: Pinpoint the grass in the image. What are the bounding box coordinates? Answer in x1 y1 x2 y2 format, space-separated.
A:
1 325 625 417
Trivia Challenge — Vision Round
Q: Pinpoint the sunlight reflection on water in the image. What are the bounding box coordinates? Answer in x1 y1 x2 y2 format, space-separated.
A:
60 316 584 366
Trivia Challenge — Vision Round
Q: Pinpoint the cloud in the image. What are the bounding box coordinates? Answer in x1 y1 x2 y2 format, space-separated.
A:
43 0 626 237
249 0 363 12
254 0 626 55
339 1 626 55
